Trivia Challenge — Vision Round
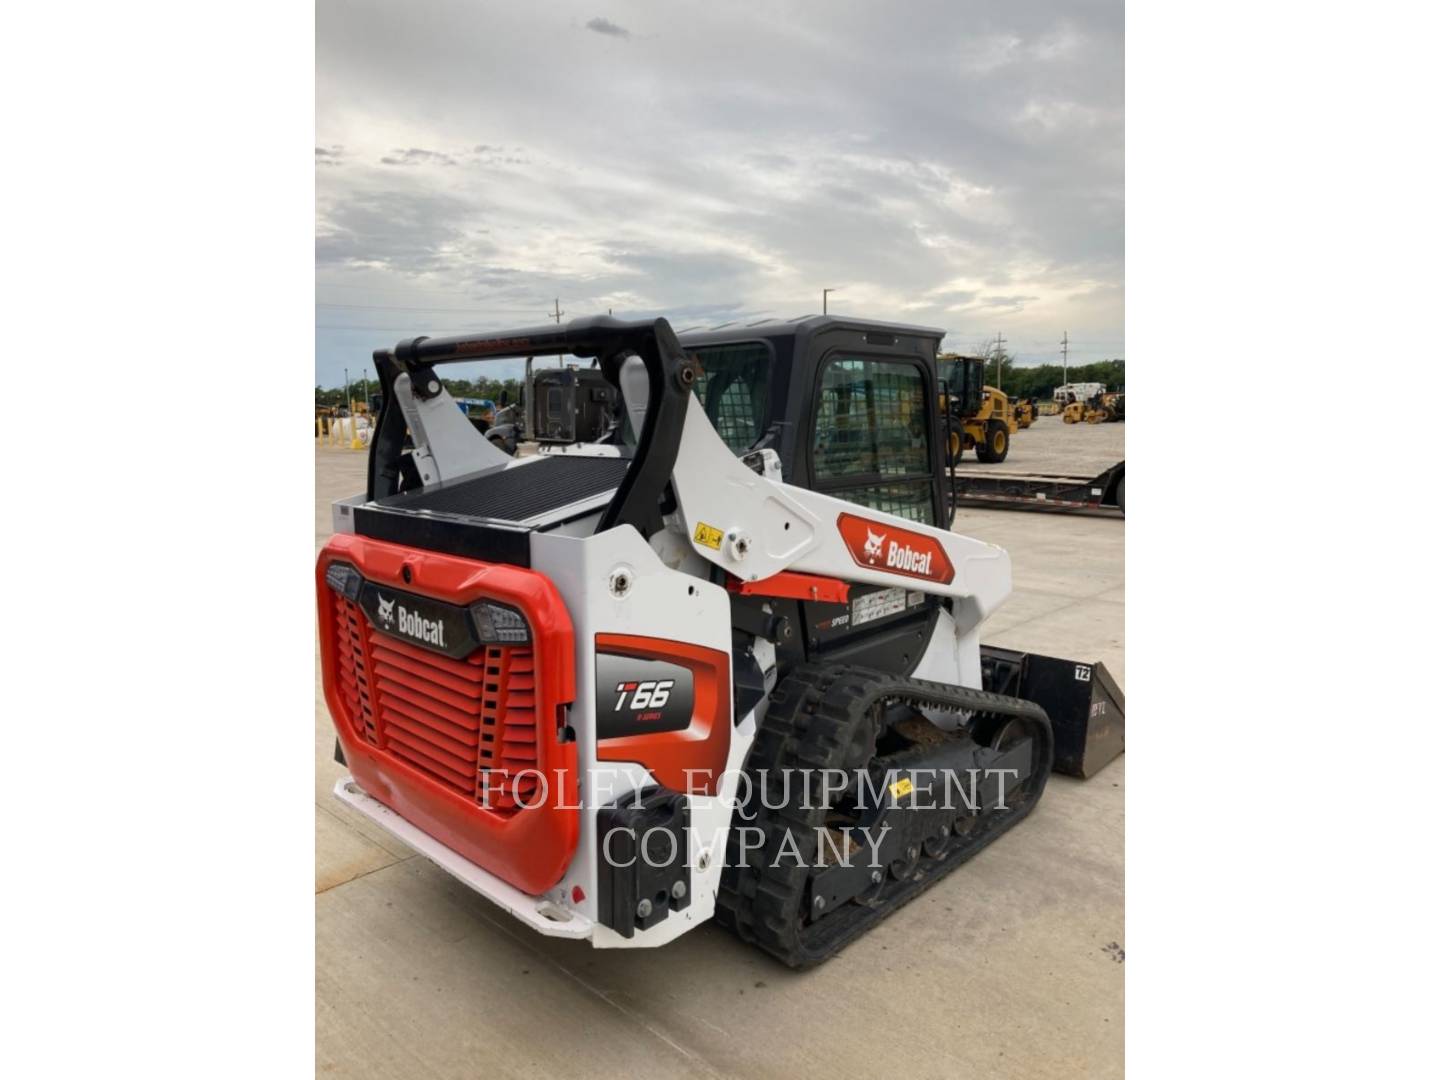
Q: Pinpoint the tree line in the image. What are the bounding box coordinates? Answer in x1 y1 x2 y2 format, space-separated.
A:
316 357 1124 409
977 354 1125 401
316 377 525 408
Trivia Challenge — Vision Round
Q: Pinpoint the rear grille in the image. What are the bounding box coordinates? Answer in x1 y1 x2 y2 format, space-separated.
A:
334 597 537 815
332 594 376 741
480 646 541 811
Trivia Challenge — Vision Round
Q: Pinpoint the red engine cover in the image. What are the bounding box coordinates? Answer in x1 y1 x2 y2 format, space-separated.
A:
317 533 578 896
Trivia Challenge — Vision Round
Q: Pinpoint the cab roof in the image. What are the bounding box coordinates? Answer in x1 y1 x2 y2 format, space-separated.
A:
675 313 945 349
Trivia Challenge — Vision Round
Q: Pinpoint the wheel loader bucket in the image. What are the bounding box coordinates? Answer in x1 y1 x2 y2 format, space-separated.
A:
980 646 1125 778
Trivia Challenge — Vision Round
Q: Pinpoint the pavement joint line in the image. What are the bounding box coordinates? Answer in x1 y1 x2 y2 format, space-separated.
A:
317 797 419 859
314 815 418 897
316 857 417 896
989 586 1125 644
460 901 735 1080
1003 582 1124 603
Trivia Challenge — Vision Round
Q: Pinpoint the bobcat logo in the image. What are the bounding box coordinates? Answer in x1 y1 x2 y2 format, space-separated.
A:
863 528 886 563
376 595 396 627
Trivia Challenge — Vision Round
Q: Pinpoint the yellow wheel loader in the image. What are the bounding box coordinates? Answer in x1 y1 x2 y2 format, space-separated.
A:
936 354 1018 464
1065 391 1124 425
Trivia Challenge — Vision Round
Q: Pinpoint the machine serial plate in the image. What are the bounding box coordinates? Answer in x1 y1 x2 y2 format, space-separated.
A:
851 586 924 627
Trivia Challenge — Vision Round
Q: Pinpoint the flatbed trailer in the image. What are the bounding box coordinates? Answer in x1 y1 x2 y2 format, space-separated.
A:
946 461 1125 518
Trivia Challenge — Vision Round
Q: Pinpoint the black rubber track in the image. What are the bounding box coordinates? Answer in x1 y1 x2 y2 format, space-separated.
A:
715 663 1053 969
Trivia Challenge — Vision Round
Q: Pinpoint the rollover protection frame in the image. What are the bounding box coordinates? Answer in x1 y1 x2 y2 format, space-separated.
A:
366 316 696 539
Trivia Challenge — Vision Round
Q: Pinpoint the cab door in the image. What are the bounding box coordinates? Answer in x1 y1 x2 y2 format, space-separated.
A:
800 352 942 672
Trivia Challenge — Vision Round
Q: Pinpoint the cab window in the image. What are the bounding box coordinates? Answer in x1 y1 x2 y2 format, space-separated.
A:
690 342 771 454
812 355 935 525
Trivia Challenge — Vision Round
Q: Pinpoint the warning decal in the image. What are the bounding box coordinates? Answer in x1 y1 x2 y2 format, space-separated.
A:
693 522 724 550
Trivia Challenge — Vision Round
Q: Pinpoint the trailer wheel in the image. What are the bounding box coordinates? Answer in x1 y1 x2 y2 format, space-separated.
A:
984 421 1009 463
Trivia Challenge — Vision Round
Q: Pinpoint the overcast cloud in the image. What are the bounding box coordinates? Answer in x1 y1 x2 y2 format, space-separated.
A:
316 0 1123 387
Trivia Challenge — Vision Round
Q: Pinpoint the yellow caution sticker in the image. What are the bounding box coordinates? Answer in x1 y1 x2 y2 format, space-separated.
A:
693 522 724 550
889 777 915 799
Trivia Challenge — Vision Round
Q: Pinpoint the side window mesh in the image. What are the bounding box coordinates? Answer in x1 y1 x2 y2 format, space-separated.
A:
812 356 934 525
691 343 770 454
829 480 934 523
813 359 929 478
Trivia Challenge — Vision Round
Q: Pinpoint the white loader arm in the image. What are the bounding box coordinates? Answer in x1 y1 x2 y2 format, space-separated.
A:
665 392 1011 619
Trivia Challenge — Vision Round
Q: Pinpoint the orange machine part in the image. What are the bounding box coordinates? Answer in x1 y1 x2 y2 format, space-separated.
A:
727 570 850 604
594 633 731 796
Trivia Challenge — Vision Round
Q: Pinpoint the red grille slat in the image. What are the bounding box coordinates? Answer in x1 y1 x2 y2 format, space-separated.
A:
384 725 477 782
333 596 375 740
386 749 474 792
377 692 481 741
382 696 479 746
370 637 488 683
383 710 477 761
329 598 541 813
489 646 541 809
373 671 486 722
371 653 487 698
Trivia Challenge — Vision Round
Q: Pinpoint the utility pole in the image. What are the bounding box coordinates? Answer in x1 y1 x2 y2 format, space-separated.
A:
343 367 350 411
1061 330 1069 385
548 298 564 324
991 332 1006 391
823 288 837 314
525 356 534 441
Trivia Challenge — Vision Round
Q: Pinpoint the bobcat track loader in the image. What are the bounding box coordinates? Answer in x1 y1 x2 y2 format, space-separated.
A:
319 315 1080 968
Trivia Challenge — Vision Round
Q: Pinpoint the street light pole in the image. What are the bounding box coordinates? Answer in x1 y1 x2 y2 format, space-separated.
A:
822 288 836 314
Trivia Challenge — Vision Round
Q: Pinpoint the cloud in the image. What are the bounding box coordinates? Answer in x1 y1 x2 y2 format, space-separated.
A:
470 145 531 166
315 1 1123 385
316 188 484 274
584 16 629 39
379 147 459 167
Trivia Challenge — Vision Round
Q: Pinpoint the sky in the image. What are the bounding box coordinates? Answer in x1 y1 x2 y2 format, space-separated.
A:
316 0 1123 389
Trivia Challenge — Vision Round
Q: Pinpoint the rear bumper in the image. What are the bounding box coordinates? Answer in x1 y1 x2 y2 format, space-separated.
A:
333 776 594 940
